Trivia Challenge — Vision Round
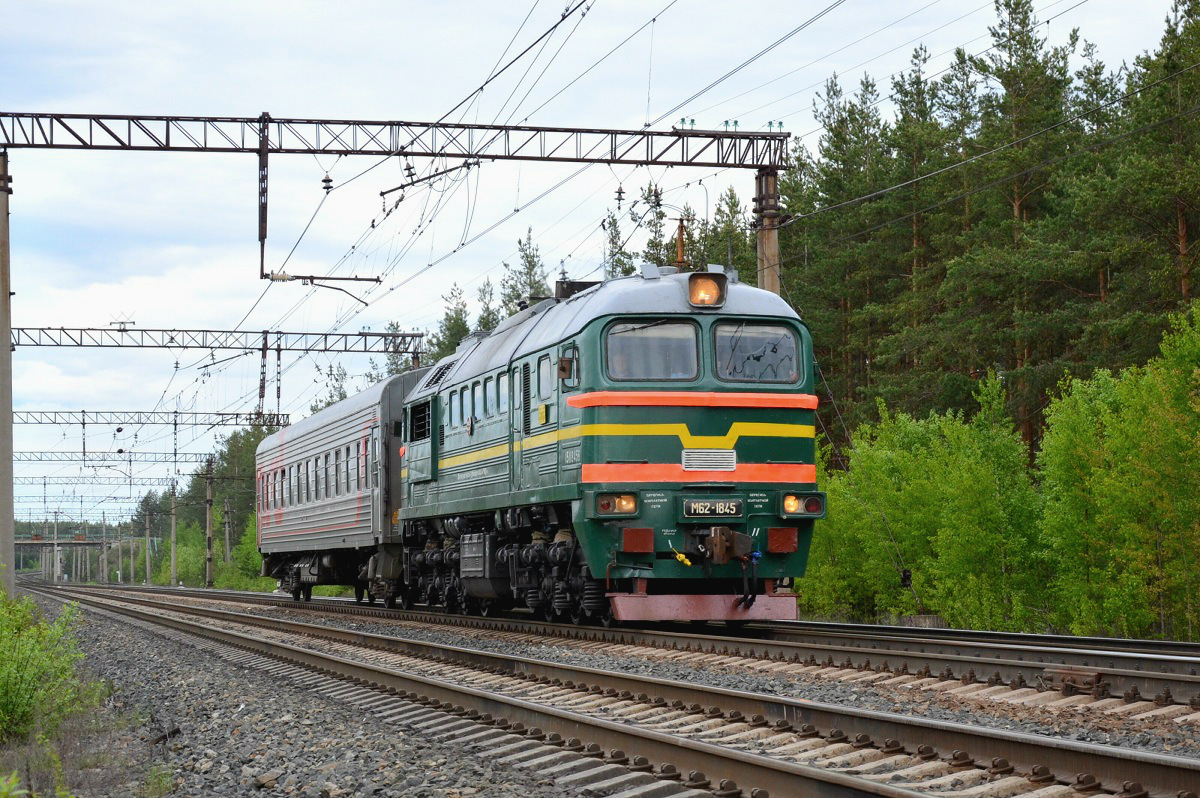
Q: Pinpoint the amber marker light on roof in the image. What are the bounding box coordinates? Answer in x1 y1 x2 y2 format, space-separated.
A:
687 272 727 307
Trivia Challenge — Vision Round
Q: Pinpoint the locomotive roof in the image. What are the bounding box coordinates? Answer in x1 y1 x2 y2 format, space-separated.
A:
410 268 800 398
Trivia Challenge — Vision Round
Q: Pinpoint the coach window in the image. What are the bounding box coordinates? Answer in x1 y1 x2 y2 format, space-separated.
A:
334 450 342 496
344 446 351 493
354 441 362 491
322 453 330 499
277 470 283 509
538 355 553 400
371 429 380 488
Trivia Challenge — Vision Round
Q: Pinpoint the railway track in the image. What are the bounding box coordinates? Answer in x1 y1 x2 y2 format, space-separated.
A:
61 582 1200 713
30 583 1200 798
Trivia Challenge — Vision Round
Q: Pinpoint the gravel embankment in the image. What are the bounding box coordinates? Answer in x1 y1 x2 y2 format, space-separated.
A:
218 600 1200 760
31 594 568 798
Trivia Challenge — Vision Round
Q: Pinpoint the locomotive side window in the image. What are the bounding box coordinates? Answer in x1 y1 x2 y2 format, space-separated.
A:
410 401 431 441
472 382 482 421
448 392 458 427
483 378 494 416
714 322 800 383
461 386 470 422
498 372 509 414
606 320 699 381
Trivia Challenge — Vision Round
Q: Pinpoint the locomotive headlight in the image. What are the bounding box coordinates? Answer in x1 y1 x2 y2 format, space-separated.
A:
688 273 727 307
598 493 638 515
782 493 826 517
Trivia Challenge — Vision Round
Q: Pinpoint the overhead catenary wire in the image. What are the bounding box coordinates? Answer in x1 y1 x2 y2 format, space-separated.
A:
649 0 848 127
783 98 1200 254
692 0 953 121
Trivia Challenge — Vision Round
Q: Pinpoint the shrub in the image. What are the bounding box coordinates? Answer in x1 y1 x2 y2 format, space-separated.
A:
0 591 92 743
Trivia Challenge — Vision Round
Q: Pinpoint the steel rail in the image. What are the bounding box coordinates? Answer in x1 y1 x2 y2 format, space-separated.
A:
765 620 1200 659
37 586 918 798
65 583 1200 710
47 585 1200 798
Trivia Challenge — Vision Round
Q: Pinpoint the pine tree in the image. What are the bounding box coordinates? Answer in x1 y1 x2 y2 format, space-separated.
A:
500 228 551 314
475 278 501 332
602 210 635 277
426 283 472 362
636 183 672 267
701 189 755 281
309 364 349 413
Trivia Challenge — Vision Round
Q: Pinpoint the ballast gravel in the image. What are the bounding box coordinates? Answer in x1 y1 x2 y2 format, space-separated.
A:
219 599 1200 761
32 595 568 798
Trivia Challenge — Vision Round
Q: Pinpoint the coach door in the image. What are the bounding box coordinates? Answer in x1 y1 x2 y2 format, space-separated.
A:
510 363 527 491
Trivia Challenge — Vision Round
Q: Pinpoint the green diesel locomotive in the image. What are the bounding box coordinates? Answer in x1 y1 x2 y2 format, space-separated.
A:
257 263 824 623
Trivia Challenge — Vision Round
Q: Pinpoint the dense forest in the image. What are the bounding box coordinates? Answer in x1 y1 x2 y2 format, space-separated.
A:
45 0 1200 638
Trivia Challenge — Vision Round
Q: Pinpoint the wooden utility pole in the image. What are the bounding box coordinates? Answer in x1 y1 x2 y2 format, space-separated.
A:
204 457 214 587
223 497 231 564
170 488 177 586
0 151 13 596
754 168 781 296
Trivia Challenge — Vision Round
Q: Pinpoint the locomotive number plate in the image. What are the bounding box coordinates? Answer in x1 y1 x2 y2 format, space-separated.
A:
683 499 743 518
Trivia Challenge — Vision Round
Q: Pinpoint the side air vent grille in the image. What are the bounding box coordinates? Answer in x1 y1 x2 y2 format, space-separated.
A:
682 449 737 471
521 364 532 435
423 360 457 389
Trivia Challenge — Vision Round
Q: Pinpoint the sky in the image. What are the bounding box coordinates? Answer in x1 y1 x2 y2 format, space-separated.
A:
1 0 1176 524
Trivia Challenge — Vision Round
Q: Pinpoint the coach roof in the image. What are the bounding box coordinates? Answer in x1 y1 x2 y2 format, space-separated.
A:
408 269 800 398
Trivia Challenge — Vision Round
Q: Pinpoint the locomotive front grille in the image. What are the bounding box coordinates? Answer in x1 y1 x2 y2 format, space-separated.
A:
682 449 737 471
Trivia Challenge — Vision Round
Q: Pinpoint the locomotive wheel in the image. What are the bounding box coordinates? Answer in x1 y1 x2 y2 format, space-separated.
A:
302 585 313 602
354 586 365 604
366 591 377 606
477 599 494 617
568 605 585 626
290 582 302 602
400 586 415 610
596 607 616 627
383 592 397 610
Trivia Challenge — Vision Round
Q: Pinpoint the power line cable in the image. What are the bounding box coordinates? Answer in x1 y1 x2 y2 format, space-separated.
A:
783 57 1200 227
650 0 848 126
